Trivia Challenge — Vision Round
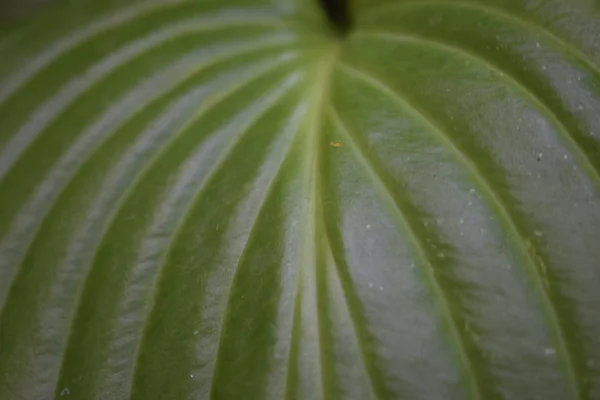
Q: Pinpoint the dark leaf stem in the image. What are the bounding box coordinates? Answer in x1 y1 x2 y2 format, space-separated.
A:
317 0 351 36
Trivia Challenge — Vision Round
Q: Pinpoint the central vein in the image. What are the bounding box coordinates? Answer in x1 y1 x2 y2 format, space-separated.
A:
297 41 340 399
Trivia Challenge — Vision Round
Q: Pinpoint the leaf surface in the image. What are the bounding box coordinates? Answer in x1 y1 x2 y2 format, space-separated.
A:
0 0 599 399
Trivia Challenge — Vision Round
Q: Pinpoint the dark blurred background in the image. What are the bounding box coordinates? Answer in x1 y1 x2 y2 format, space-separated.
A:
0 0 54 24
317 0 351 34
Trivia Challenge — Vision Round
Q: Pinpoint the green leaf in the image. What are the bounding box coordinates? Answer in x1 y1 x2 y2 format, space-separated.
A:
1 0 599 399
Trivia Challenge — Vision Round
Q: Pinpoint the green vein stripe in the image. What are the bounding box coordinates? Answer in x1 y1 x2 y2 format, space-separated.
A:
320 225 389 400
285 274 304 400
0 0 188 105
329 106 484 400
321 232 381 399
337 63 583 400
0 84 209 399
52 61 298 369
361 0 600 75
0 47 294 313
121 74 300 399
55 68 298 400
298 45 339 400
355 30 600 188
0 56 295 400
208 103 308 399
0 27 289 179
0 1 286 108
103 80 304 399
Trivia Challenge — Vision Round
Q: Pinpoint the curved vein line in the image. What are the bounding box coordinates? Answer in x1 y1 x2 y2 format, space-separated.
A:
0 7 286 110
47 61 298 396
207 103 308 399
283 46 339 400
309 47 340 400
361 0 600 75
337 62 582 399
355 30 600 188
0 47 293 314
330 107 485 399
0 0 188 106
0 23 289 175
320 230 381 399
285 275 303 400
328 105 482 400
124 73 301 396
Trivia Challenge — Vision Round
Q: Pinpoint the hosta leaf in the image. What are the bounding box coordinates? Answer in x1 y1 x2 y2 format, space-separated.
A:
0 0 599 399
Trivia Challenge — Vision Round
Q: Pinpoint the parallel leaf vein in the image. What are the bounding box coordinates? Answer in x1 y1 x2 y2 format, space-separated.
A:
207 101 308 399
337 62 582 399
128 73 301 396
0 0 188 106
320 227 385 399
0 50 294 317
355 30 600 188
0 3 287 109
329 105 483 400
0 34 292 183
52 61 298 397
361 0 600 75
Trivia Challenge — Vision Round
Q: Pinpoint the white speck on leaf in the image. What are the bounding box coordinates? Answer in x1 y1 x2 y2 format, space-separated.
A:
379 286 384 291
588 359 596 367
193 330 199 335
536 42 540 48
564 154 569 160
544 348 556 356
366 224 371 230
429 14 442 25
534 230 543 238
542 65 547 70
368 282 373 288
61 388 70 396
459 218 464 224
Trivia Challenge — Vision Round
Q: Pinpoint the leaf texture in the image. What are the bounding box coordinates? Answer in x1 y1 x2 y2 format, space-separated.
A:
0 0 599 399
